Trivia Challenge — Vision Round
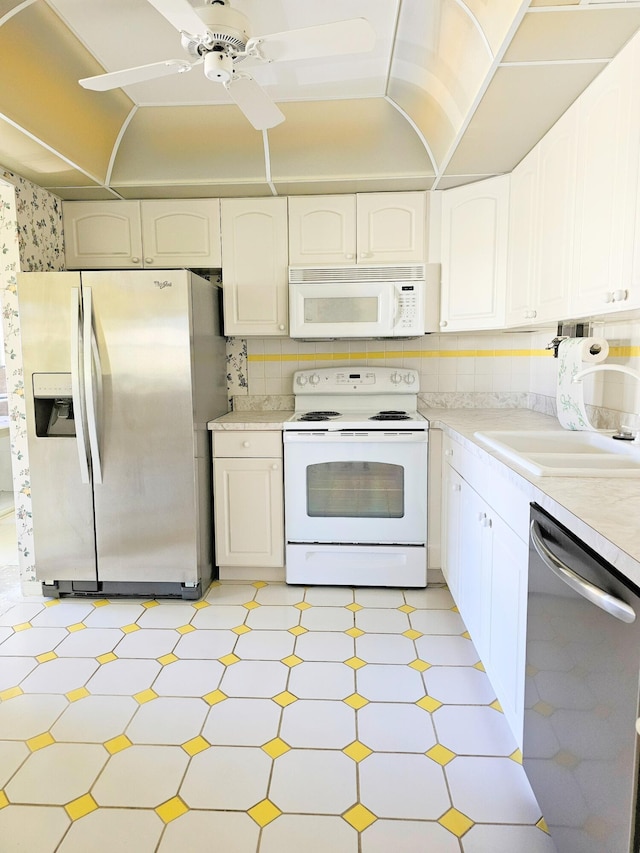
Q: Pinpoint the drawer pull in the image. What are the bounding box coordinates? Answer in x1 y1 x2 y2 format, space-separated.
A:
242 441 250 448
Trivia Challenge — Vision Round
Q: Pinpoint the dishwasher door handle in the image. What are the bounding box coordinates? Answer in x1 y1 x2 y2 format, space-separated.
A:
530 520 636 624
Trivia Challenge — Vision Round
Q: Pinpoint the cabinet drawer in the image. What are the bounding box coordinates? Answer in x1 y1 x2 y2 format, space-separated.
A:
213 431 282 458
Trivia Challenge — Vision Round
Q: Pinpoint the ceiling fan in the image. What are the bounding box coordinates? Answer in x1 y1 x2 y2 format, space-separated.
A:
79 0 376 130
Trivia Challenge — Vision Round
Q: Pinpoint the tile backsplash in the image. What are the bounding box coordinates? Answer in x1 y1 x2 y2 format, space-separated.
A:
228 317 640 430
238 330 557 398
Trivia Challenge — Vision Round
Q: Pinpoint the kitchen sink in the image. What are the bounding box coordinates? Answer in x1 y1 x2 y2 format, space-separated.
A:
473 429 640 477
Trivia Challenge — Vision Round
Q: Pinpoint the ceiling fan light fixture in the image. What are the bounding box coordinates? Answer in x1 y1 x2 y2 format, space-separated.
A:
204 50 233 82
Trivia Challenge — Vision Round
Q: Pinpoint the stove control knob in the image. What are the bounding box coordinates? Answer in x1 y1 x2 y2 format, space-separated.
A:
390 372 402 384
309 373 320 386
403 373 416 385
296 375 308 386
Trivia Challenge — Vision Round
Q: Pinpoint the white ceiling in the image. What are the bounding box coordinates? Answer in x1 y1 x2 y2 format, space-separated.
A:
1 0 640 199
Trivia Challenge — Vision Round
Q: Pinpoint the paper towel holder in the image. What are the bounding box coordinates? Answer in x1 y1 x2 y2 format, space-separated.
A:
547 321 592 357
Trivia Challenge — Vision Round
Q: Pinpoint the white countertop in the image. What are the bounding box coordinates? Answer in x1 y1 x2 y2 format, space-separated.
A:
208 411 294 430
424 408 640 588
208 406 640 587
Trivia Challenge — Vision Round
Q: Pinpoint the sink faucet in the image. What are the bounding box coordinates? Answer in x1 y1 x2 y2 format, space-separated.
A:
572 364 640 384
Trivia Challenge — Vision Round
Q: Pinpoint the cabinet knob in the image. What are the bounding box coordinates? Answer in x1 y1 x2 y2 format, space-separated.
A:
440 320 448 328
452 483 461 492
444 449 453 457
345 253 354 260
478 512 486 523
132 257 141 264
278 324 286 331
242 441 250 448
271 463 278 470
604 291 614 303
145 258 154 264
613 289 628 302
530 310 537 318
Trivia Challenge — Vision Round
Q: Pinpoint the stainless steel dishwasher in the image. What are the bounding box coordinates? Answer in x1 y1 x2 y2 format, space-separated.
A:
524 503 640 853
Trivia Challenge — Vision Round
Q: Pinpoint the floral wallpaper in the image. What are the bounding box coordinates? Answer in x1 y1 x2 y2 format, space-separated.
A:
225 336 248 406
0 170 64 587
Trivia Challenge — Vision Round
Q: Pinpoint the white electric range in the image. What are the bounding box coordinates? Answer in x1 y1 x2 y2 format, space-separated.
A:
283 366 429 588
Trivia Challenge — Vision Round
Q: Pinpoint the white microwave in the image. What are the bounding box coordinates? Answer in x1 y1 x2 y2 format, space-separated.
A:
288 264 439 339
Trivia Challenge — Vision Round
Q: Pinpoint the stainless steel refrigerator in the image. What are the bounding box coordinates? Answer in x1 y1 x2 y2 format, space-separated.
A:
18 269 228 599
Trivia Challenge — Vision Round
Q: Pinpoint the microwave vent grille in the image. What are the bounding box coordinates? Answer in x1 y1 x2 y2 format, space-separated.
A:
289 264 425 284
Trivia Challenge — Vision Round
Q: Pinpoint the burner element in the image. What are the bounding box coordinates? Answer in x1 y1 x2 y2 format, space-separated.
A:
378 410 408 416
298 410 341 422
369 412 411 421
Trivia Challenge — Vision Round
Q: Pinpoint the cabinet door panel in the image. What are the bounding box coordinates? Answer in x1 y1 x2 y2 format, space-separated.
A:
442 464 462 601
288 196 356 264
63 201 143 269
486 514 527 747
440 176 509 331
221 198 288 336
357 192 426 263
213 457 284 567
506 149 538 327
571 40 640 316
141 199 221 268
534 108 577 322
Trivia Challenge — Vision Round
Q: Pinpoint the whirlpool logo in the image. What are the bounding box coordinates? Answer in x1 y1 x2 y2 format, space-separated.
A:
154 280 173 289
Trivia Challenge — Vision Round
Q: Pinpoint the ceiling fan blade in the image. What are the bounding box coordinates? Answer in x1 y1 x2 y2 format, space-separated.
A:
225 75 285 131
80 60 194 91
247 18 375 63
145 0 207 35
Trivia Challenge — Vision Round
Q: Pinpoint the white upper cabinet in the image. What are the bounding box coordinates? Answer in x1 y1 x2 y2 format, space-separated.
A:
439 175 510 331
139 200 221 269
63 199 221 269
507 107 577 328
533 106 577 324
221 197 289 337
63 201 143 268
288 192 426 265
356 192 427 264
506 148 538 327
570 36 640 317
288 195 357 264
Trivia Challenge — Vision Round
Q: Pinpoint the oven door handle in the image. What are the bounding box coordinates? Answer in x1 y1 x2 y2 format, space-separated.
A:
530 520 636 624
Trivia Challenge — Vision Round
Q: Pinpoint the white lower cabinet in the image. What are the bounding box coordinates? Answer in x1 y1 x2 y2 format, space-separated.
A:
212 432 284 577
442 434 528 746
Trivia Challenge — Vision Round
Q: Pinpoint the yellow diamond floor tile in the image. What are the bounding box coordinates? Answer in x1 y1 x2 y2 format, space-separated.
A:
0 577 558 853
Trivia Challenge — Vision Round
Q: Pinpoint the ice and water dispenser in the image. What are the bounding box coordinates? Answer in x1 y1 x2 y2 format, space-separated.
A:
33 374 77 437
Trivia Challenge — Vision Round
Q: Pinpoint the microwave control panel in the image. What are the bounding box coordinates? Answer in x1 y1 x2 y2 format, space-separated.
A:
397 285 418 328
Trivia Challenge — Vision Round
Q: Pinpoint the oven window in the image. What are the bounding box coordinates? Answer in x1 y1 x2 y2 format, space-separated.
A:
303 296 379 324
306 461 404 518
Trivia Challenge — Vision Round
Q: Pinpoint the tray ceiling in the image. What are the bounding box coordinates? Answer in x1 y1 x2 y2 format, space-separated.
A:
0 0 639 199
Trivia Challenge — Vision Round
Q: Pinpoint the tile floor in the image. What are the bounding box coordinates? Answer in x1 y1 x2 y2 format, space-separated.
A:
0 525 557 852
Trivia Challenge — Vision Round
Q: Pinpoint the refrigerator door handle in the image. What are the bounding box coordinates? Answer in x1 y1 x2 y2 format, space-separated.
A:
83 287 103 485
70 287 90 484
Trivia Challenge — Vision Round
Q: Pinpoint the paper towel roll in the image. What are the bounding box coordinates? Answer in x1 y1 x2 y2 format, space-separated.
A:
556 337 609 430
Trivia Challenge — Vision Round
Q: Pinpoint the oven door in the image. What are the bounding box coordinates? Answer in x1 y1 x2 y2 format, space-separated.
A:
284 430 428 545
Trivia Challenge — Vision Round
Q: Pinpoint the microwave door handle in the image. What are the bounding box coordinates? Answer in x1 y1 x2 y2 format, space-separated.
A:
391 286 401 329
